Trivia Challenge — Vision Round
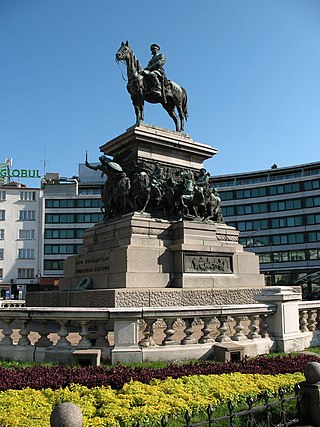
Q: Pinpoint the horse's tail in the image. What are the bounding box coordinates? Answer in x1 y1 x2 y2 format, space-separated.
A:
181 87 189 121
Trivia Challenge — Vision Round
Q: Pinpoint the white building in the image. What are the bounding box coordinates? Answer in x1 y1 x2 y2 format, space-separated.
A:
0 183 41 297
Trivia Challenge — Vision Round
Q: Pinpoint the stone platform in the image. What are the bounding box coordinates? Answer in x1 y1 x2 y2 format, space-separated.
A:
27 213 265 308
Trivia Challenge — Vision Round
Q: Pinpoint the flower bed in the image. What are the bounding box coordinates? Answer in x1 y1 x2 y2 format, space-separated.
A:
0 354 317 427
0 353 317 391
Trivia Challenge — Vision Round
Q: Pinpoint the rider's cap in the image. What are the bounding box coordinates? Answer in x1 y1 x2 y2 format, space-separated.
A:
150 43 160 50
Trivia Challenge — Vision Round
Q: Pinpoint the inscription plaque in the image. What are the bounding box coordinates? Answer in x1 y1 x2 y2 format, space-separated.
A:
184 253 233 274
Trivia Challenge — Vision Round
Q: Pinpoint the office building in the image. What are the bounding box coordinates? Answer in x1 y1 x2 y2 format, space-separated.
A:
211 161 320 290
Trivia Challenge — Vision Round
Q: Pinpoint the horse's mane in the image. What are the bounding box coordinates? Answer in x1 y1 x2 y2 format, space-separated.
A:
127 47 142 74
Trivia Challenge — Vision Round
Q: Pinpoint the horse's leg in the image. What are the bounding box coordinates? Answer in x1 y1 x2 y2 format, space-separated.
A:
163 102 179 132
134 104 140 125
176 104 184 132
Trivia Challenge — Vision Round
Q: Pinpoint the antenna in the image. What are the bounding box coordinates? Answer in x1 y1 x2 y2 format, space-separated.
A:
43 146 47 176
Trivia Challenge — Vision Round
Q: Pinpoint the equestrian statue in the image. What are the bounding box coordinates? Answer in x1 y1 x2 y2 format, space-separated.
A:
116 41 188 132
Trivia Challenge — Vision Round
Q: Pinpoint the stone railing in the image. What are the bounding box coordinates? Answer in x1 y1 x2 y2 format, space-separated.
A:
0 288 319 365
298 300 320 349
0 299 25 308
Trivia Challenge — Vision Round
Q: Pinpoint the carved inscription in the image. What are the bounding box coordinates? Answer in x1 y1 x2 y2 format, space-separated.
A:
184 253 233 274
75 255 110 275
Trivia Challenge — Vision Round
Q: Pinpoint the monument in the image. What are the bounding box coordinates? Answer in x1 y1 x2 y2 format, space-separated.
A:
28 42 265 308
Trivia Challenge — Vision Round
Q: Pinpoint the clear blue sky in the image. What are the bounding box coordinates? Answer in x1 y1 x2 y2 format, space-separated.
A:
1 0 319 186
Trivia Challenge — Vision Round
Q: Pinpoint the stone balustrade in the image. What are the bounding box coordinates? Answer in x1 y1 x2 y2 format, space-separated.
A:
0 299 25 308
0 288 319 365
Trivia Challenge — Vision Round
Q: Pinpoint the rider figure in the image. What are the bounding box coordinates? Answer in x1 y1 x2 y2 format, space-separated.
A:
141 44 167 96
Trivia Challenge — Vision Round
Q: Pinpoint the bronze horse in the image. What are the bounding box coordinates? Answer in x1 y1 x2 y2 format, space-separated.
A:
115 41 188 132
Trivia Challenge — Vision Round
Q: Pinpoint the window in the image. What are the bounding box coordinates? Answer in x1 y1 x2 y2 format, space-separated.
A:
259 253 272 263
76 199 102 208
45 199 75 208
20 191 36 201
19 210 35 221
18 249 35 259
44 228 85 239
270 199 302 212
237 219 268 232
45 214 75 223
272 233 305 245
76 213 103 223
306 214 320 225
236 202 268 215
0 191 6 200
269 183 300 195
44 244 80 254
18 268 34 279
0 268 2 278
308 231 320 243
304 179 320 191
0 229 4 239
19 229 35 239
305 196 320 208
309 249 320 260
271 216 303 228
235 187 267 199
219 191 234 201
222 206 235 216
44 260 64 270
240 236 270 247
0 210 5 220
0 249 3 259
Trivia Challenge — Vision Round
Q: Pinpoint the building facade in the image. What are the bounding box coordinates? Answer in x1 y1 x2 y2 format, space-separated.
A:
0 183 41 297
211 161 320 291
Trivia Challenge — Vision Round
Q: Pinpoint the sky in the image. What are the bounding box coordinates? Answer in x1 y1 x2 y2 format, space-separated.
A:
0 0 320 187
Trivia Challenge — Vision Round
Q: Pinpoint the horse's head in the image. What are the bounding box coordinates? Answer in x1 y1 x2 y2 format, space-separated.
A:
115 41 131 62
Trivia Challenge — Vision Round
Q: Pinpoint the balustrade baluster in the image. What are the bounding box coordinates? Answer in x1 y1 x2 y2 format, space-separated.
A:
17 320 31 346
307 309 317 332
56 320 71 348
198 317 214 344
77 321 92 347
34 321 52 347
216 315 231 343
95 321 110 347
231 316 247 341
0 319 13 345
181 318 197 345
317 308 320 330
139 319 156 347
299 310 308 332
259 314 269 338
162 318 178 345
248 315 261 339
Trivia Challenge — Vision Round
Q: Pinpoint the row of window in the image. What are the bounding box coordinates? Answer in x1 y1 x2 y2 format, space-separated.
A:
44 228 85 239
0 249 35 259
0 268 35 279
45 198 102 208
259 248 320 264
0 229 35 240
44 260 64 270
223 196 320 217
239 231 320 247
45 213 103 223
44 244 81 254
219 179 320 200
229 213 320 232
0 210 36 221
213 170 320 188
0 191 36 201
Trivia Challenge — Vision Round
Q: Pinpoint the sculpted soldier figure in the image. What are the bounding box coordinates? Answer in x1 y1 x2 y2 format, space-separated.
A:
141 43 167 97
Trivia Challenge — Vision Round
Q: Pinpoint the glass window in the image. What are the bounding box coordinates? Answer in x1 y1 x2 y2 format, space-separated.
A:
0 268 3 278
76 199 102 208
222 206 235 216
19 229 35 239
304 179 320 191
308 232 320 243
0 191 6 200
219 191 234 201
19 210 35 221
0 229 4 239
45 199 75 208
44 260 64 270
306 214 320 225
0 210 5 220
259 253 271 263
18 249 35 259
289 251 305 261
20 191 36 201
309 249 320 260
0 248 3 259
18 268 35 279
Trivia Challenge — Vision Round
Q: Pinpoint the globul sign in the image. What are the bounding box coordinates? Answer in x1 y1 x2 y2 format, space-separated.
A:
0 169 41 178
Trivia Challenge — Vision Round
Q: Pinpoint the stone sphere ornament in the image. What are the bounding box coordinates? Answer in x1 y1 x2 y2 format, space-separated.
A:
304 361 320 384
50 402 83 427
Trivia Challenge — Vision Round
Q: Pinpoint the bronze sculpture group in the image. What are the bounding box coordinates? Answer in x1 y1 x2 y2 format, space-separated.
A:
86 156 223 223
116 41 188 132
